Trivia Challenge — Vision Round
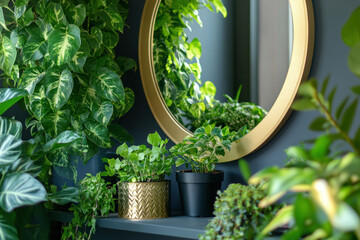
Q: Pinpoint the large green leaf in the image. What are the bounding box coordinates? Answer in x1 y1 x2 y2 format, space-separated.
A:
10 29 27 49
42 130 80 152
0 36 16 74
18 7 34 27
0 7 8 31
92 101 113 126
109 123 134 144
0 88 28 115
28 85 51 120
84 118 111 148
0 117 22 139
0 211 18 240
46 3 67 26
0 134 22 167
69 37 90 73
10 157 42 177
89 67 125 102
48 24 81 65
45 69 73 110
41 109 70 137
22 35 45 63
65 4 86 26
103 31 119 49
17 67 45 94
47 187 79 205
342 7 360 47
0 173 46 212
14 5 26 20
98 7 124 32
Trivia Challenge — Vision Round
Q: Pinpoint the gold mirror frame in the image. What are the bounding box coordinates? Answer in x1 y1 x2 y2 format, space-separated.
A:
139 0 314 162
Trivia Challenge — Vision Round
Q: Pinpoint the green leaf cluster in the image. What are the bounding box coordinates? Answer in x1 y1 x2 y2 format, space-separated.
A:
0 0 136 183
102 132 174 182
61 173 116 240
199 184 283 240
171 124 238 173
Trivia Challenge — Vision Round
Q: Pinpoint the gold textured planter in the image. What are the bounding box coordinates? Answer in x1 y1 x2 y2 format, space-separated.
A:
118 181 170 219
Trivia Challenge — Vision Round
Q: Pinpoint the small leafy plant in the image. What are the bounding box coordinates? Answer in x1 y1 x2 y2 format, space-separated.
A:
171 124 239 173
103 132 173 182
61 173 116 240
199 184 283 240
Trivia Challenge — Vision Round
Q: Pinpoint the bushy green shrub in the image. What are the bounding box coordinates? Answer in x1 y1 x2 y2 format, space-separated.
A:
199 184 282 240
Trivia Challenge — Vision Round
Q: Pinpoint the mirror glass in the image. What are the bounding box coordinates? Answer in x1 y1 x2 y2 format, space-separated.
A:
153 0 293 136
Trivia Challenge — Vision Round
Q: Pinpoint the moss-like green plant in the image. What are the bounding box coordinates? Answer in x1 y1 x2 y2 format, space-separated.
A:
199 184 282 240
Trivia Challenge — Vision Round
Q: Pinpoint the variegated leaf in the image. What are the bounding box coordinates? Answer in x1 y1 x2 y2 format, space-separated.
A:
17 67 45 94
0 173 47 212
84 118 111 148
0 134 22 167
103 31 119 49
65 4 86 26
0 88 28 115
0 7 8 31
10 157 42 177
0 36 16 74
42 130 80 152
14 5 26 20
90 0 106 8
10 29 27 49
35 19 53 41
115 87 134 118
0 211 18 240
88 27 103 56
28 85 51 120
69 37 90 73
89 67 125 102
98 7 124 33
46 3 67 26
48 24 81 65
47 187 79 205
92 101 113 126
0 117 22 139
22 35 45 63
18 7 33 27
41 109 70 137
45 69 73 110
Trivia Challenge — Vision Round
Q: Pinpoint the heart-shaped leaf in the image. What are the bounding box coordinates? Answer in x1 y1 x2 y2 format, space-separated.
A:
0 117 22 139
17 67 45 94
45 69 74 110
98 7 124 33
46 3 67 26
22 35 45 63
42 130 80 152
69 37 90 73
28 85 51 120
41 109 70 137
109 123 134 144
92 101 113 126
0 88 28 115
48 24 81 65
65 4 86 26
0 36 16 74
84 118 111 148
0 173 46 212
0 7 8 31
88 27 103 56
47 187 79 205
0 134 22 167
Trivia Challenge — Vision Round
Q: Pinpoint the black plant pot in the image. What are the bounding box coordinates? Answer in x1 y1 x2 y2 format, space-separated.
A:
176 170 224 217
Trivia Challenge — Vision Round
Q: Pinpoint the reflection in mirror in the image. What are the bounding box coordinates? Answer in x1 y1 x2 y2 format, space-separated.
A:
153 0 292 136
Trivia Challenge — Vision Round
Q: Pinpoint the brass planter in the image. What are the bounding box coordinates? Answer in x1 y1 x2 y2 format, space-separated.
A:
118 181 170 219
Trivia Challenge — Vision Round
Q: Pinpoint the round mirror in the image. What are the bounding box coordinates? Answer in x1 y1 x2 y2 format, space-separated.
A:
139 0 314 162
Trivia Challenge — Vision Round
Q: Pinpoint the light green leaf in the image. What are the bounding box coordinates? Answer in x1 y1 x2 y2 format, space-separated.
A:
69 37 90 73
0 211 18 240
342 7 360 47
45 69 73 110
10 29 27 49
9 156 41 177
0 173 46 212
348 42 360 76
65 4 86 26
310 135 332 161
109 124 134 144
209 0 227 17
102 31 119 49
292 98 316 111
84 118 111 148
22 35 45 63
89 67 125 102
0 117 22 139
187 38 201 59
0 134 21 167
334 203 360 231
98 7 124 33
92 101 113 126
48 24 81 65
17 67 45 94
14 5 26 19
0 36 16 74
47 187 79 205
238 159 251 182
46 3 66 26
41 109 70 137
0 88 28 115
0 7 8 31
28 85 51 120
42 130 81 152
340 98 358 133
147 131 161 147
200 81 216 97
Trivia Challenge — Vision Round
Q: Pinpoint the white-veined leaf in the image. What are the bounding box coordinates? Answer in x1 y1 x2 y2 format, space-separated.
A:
0 36 16 74
92 101 113 126
84 118 111 148
45 69 73 110
17 67 45 94
42 130 80 152
22 35 45 63
47 187 79 205
69 37 90 73
0 7 8 31
41 109 70 137
0 134 21 167
0 117 22 139
65 4 86 26
0 211 18 240
28 85 51 120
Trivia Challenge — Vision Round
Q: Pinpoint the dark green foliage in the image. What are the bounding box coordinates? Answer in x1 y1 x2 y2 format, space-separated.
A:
102 132 174 182
171 124 239 173
199 184 282 240
61 173 116 240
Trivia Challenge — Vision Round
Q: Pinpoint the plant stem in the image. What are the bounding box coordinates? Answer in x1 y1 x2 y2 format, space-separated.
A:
314 92 360 155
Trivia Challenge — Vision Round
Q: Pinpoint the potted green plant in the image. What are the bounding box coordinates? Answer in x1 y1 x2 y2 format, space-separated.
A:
102 132 174 219
170 124 239 217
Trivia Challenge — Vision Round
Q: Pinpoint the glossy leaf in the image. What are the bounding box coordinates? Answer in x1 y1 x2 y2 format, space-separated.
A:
0 134 22 167
147 131 161 147
92 101 113 126
28 85 51 120
48 187 79 205
0 173 46 212
348 42 360 76
42 130 81 152
0 88 28 115
65 4 86 26
0 211 18 240
48 24 81 65
98 7 124 33
69 37 90 73
89 67 125 102
10 29 27 49
46 3 67 26
116 87 134 118
0 117 22 139
22 35 45 63
41 109 70 137
0 36 16 74
45 69 74 110
84 119 111 148
102 31 119 49
10 157 42 177
17 67 45 94
14 5 26 19
18 7 34 27
340 98 358 133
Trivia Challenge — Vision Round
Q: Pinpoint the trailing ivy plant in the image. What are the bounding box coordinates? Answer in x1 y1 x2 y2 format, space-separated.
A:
61 173 116 240
153 0 226 125
0 0 136 183
248 7 360 239
102 132 173 182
